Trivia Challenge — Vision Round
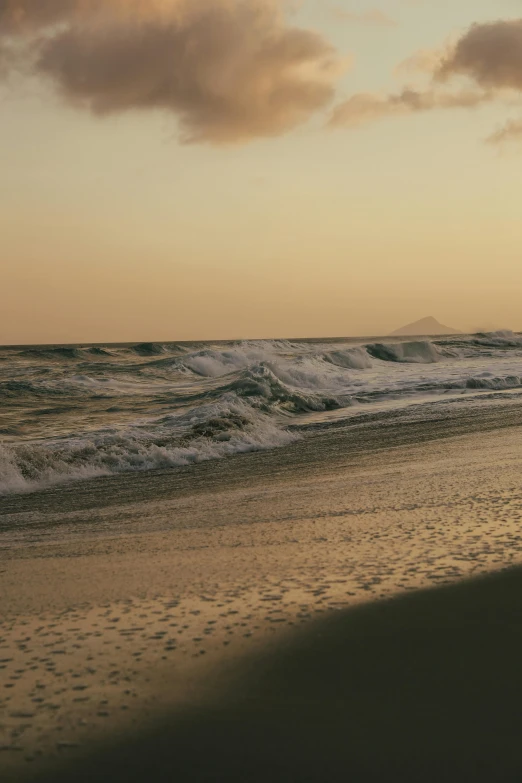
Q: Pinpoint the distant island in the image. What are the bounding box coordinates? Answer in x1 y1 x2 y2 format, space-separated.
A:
390 316 461 337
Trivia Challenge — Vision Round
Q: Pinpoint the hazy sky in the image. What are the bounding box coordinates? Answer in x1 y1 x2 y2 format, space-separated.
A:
2 0 522 344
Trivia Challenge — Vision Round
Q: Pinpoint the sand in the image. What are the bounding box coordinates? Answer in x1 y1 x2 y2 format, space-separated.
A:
2 416 522 781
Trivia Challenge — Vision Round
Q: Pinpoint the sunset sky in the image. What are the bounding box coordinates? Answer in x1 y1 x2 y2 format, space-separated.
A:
2 0 522 344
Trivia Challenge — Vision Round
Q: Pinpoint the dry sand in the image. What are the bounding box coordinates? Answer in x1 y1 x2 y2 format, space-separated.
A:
2 420 522 781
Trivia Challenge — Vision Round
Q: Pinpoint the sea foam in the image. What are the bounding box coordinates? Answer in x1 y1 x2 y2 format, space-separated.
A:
2 332 522 495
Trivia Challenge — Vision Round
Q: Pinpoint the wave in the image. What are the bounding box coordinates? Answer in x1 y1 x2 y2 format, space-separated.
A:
224 365 346 412
17 346 118 362
465 374 522 391
131 342 167 356
392 374 522 394
5 335 522 496
183 349 254 377
87 347 114 357
180 341 296 378
0 375 158 400
0 396 299 496
472 330 522 348
0 380 81 399
323 347 373 370
366 341 441 364
19 347 86 361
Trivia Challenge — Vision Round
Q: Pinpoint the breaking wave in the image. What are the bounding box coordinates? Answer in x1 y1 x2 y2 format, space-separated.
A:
0 396 299 495
323 348 373 370
366 341 441 364
224 365 346 412
3 331 522 496
180 341 297 378
472 330 522 348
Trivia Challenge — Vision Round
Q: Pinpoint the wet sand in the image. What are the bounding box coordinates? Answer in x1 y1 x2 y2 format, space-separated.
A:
26 565 522 783
2 412 522 781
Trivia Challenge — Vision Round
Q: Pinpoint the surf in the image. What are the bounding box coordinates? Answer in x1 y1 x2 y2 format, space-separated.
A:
2 332 522 495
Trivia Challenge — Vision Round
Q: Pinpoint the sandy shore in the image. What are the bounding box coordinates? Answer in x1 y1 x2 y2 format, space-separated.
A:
2 414 522 781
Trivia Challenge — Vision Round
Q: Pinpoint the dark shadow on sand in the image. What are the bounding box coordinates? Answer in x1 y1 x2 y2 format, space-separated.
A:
29 567 522 782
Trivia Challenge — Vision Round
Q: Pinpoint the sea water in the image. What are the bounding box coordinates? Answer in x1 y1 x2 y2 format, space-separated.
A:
1 331 522 495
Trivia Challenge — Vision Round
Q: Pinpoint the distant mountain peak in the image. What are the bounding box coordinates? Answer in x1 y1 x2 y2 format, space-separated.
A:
391 316 461 337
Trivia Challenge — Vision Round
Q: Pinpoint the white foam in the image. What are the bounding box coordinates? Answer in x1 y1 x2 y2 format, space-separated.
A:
4 334 522 496
0 397 299 496
474 330 522 347
265 357 352 394
181 341 296 377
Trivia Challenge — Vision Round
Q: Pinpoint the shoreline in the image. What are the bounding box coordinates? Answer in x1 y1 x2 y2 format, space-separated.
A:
2 393 521 517
2 410 522 779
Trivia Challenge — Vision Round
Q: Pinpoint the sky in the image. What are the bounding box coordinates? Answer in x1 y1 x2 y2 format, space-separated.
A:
1 0 522 344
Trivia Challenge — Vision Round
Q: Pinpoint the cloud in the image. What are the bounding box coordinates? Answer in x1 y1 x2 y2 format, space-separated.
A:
0 0 171 31
330 86 490 128
0 0 98 32
0 0 342 144
395 42 455 77
330 18 522 142
487 118 522 145
437 19 522 90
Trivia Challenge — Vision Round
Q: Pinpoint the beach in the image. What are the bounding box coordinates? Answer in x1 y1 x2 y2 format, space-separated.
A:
2 400 522 781
5 0 522 776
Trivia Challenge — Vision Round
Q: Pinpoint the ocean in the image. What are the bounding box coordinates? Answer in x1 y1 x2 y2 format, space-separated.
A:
1 330 522 497
3 330 522 781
